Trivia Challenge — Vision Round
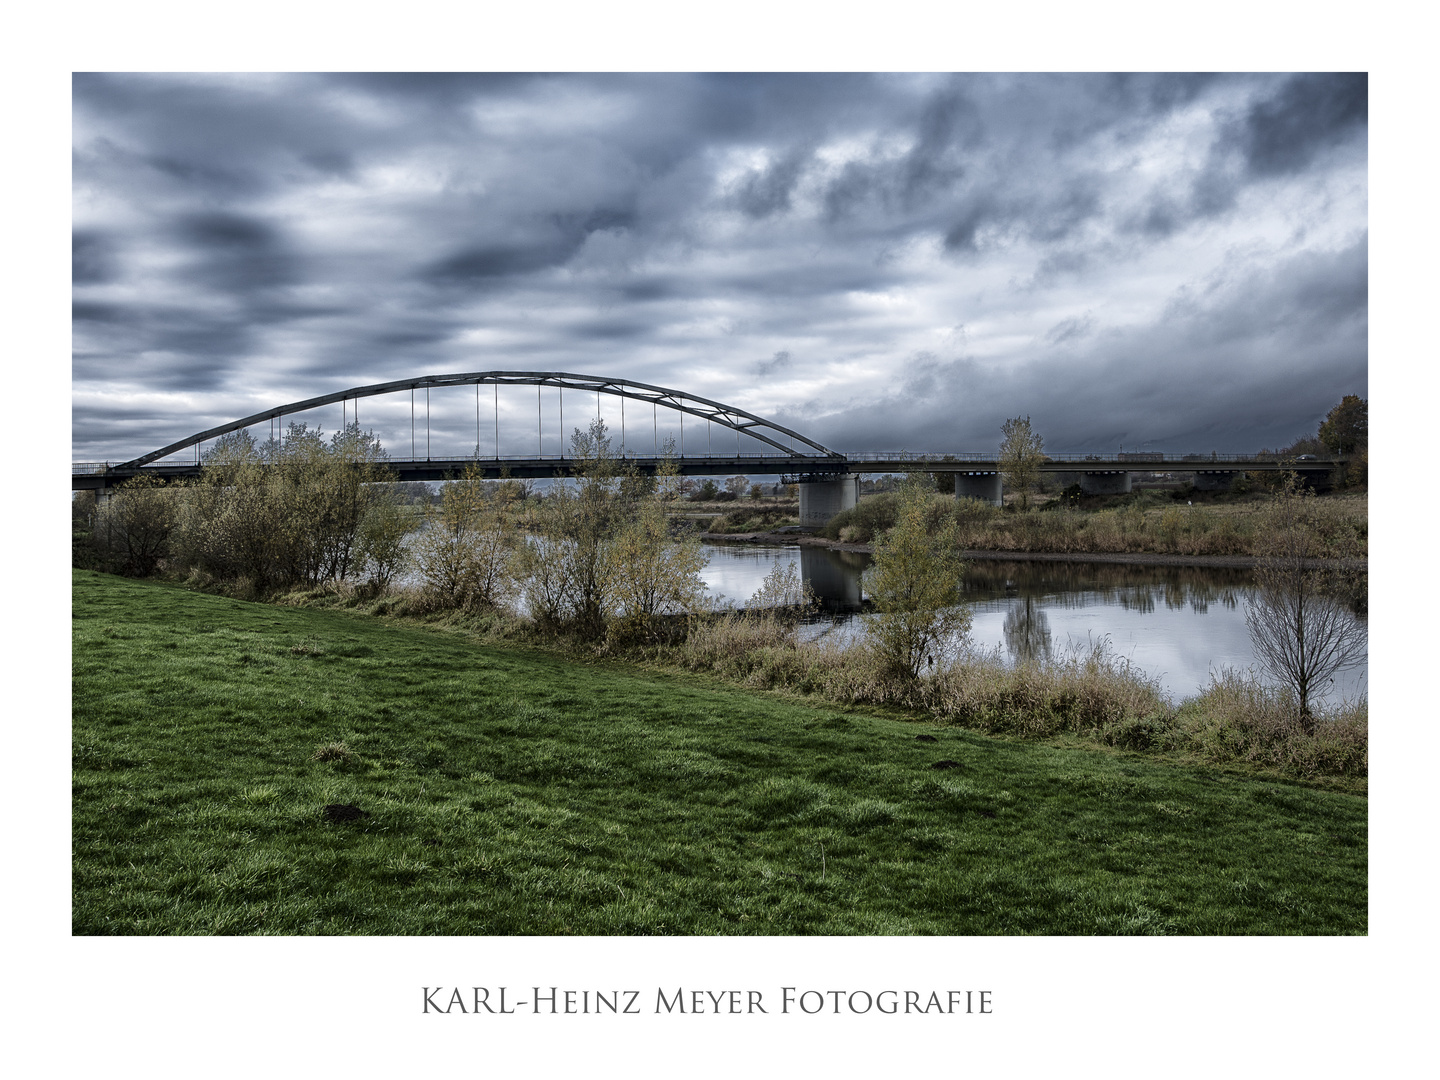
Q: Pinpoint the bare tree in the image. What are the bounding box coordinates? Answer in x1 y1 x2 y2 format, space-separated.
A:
1244 478 1367 732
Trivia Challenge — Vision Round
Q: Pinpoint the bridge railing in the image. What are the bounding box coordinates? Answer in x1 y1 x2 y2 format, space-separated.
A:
376 452 840 463
835 451 1344 465
73 450 1346 474
73 451 841 471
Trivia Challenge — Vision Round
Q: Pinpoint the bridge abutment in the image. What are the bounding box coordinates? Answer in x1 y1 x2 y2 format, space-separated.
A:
798 475 859 526
954 472 1003 506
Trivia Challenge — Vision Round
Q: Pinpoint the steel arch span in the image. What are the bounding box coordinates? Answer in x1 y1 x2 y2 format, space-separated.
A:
116 371 841 470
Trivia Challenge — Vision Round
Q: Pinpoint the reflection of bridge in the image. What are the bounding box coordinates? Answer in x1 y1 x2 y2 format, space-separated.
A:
71 370 1349 524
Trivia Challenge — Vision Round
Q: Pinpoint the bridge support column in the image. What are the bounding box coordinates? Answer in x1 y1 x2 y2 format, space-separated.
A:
1191 471 1240 492
798 475 859 527
1077 471 1132 495
954 472 1002 506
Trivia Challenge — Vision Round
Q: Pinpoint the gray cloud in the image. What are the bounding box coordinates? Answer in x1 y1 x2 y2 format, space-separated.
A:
72 230 117 285
754 350 792 377
735 149 811 218
1237 72 1367 177
1044 314 1096 346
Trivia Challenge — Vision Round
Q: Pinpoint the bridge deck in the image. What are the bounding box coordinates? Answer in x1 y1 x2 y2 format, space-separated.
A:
72 452 1347 489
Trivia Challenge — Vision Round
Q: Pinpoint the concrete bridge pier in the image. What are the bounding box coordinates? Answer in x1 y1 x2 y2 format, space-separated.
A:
954 472 1003 506
1192 470 1241 492
1074 471 1132 495
798 475 859 527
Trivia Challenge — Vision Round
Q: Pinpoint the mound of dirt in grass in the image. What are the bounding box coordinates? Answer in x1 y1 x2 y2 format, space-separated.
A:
321 803 369 823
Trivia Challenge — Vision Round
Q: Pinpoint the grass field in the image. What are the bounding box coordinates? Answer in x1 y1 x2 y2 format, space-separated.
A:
72 569 1367 935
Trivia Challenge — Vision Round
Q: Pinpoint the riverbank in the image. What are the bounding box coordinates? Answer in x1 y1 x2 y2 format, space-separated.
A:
73 570 1367 935
701 529 1368 570
802 487 1367 563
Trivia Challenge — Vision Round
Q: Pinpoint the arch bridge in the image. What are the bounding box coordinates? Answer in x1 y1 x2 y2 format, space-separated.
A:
72 370 1349 524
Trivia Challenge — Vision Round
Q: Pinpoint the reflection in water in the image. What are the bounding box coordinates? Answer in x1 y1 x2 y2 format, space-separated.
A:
799 546 867 611
699 542 1368 703
1002 596 1053 665
957 559 1254 614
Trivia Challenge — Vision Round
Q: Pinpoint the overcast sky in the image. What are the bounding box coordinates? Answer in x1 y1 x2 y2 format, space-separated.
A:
72 72 1367 463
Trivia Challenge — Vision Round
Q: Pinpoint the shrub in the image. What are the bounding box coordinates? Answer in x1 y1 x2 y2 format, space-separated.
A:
818 492 901 543
91 474 181 576
863 483 970 679
1175 669 1367 779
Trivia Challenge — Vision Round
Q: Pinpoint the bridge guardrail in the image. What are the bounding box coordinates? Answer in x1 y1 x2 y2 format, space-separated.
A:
833 451 1345 465
73 451 1346 473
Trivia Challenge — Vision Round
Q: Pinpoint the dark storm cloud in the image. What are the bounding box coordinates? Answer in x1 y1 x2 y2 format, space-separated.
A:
74 72 373 197
567 317 652 341
372 327 457 349
1044 314 1095 346
897 90 977 210
1237 72 1367 177
1155 73 1369 234
1096 72 1220 115
735 149 812 218
426 241 583 283
618 280 675 302
942 200 994 253
755 351 792 377
426 208 636 285
72 231 117 284
173 211 300 292
72 72 1366 462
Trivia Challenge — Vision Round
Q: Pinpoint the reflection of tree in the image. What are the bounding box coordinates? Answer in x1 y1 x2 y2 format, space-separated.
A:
1003 596 1053 665
961 560 1253 604
1116 588 1156 614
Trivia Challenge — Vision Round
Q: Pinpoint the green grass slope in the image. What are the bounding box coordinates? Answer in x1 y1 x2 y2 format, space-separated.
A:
72 570 1366 935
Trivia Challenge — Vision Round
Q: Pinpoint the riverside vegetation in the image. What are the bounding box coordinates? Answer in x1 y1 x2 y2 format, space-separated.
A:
76 420 1368 789
73 421 1367 933
819 484 1368 559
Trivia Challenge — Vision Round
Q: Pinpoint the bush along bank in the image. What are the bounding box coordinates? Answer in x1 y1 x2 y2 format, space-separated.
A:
818 487 1367 560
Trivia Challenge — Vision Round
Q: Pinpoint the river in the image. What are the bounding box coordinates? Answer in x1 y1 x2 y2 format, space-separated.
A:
699 541 1369 705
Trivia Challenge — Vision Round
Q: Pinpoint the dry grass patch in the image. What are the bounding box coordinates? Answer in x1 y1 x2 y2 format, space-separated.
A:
311 741 356 764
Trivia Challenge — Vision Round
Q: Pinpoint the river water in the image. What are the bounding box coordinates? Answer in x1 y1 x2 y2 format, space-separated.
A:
700 541 1369 705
